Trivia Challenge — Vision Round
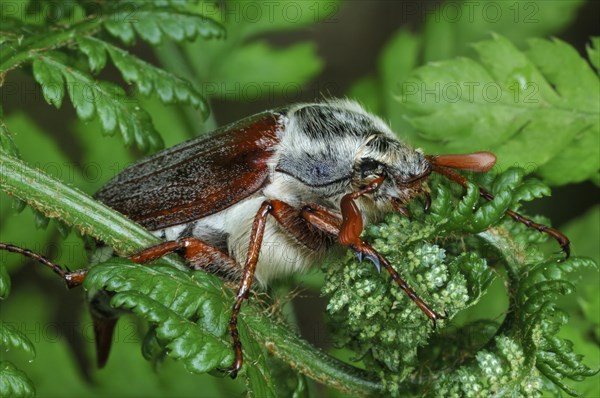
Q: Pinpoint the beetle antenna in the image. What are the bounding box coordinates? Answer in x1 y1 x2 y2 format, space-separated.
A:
0 242 85 288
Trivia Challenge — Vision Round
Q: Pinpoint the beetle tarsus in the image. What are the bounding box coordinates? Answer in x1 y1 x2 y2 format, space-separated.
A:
429 309 448 329
557 243 571 261
228 368 239 379
431 316 438 329
225 297 245 379
64 269 87 289
0 242 86 288
219 352 241 379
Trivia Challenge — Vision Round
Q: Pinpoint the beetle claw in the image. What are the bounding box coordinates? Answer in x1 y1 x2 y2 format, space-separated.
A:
556 244 570 261
355 251 363 263
429 310 447 329
353 250 381 273
216 366 239 379
365 253 381 273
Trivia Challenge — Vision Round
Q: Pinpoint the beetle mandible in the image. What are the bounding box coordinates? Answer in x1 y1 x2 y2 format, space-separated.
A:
0 99 570 377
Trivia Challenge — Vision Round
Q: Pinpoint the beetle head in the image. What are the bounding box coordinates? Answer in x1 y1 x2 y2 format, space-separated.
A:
355 134 431 211
276 100 431 216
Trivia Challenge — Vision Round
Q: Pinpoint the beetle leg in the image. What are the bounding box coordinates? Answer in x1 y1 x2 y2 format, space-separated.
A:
1 235 242 285
431 164 570 259
0 243 111 368
301 206 446 328
1 238 245 370
128 238 240 278
268 200 334 252
0 243 86 289
225 201 273 378
338 176 385 249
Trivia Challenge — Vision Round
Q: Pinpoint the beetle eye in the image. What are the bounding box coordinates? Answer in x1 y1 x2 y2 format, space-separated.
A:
360 158 384 178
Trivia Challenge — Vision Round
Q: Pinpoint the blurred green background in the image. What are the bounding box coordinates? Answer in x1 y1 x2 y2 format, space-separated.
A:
1 0 598 396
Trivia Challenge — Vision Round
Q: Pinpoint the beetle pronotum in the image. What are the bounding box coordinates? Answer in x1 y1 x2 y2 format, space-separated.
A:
0 99 569 377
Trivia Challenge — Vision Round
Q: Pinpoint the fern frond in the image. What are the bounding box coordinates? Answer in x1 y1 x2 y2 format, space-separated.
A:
324 169 598 397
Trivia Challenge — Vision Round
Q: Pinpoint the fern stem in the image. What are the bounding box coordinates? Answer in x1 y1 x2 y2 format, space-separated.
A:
477 228 523 336
478 228 521 281
245 314 383 396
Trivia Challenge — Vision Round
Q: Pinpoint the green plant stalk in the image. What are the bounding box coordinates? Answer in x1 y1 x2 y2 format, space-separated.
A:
477 228 524 343
245 313 383 397
0 153 383 395
478 228 522 283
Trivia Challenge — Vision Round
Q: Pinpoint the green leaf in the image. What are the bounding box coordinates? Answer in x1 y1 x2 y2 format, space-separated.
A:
347 76 382 115
579 282 600 339
32 52 164 152
111 292 231 373
0 322 35 358
400 35 599 186
76 35 107 73
103 19 136 45
31 57 65 108
110 43 206 111
349 1 586 151
378 29 421 105
445 182 480 230
0 361 35 398
378 29 421 134
561 205 600 341
454 253 493 301
326 167 598 396
471 188 512 231
0 117 20 159
159 0 328 106
25 0 77 20
0 112 87 260
0 154 186 268
511 178 550 204
76 36 209 116
105 8 225 45
85 260 233 373
527 38 600 186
